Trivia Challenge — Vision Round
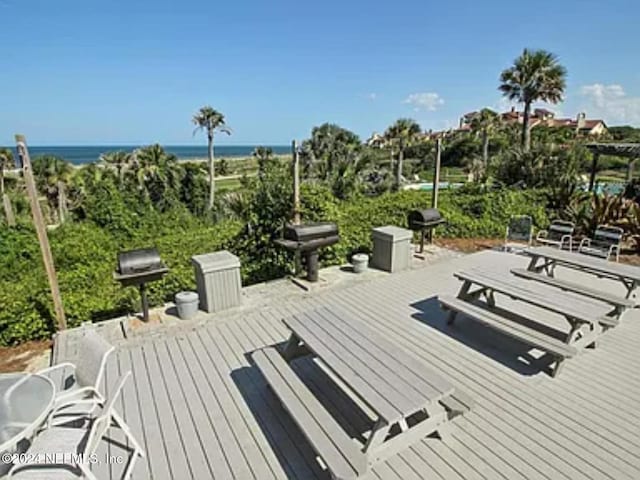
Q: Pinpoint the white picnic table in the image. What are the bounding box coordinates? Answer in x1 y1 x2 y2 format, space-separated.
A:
523 246 640 298
281 306 455 465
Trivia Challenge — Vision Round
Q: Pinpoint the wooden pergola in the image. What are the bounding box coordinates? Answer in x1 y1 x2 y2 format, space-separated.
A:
586 143 640 191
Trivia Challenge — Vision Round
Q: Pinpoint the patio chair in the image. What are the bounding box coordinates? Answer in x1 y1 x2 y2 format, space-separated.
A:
536 220 575 251
37 330 114 425
503 215 533 252
8 372 144 480
578 225 624 262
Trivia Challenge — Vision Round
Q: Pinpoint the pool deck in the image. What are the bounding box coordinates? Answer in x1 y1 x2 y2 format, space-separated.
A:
52 249 640 480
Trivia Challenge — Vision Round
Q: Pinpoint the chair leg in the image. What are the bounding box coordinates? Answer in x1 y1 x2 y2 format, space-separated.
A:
112 410 145 458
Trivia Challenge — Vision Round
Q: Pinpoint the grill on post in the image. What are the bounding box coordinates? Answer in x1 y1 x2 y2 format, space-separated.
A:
113 247 168 321
407 208 445 253
275 222 339 282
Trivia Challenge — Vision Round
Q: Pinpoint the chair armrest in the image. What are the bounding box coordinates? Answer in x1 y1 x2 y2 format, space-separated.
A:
52 395 103 414
55 385 102 402
536 230 548 241
579 238 590 249
560 234 573 250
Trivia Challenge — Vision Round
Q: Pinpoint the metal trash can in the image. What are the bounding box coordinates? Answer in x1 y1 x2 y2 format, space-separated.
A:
175 291 199 320
371 226 413 273
351 253 369 274
192 251 242 313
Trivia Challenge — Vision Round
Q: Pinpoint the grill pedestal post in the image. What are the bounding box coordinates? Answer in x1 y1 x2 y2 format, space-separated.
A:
304 250 319 282
139 284 150 322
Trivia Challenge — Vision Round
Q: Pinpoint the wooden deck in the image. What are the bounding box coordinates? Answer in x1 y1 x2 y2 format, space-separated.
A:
53 250 640 480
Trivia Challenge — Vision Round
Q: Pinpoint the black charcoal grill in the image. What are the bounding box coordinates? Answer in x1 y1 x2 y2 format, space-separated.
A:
275 222 339 282
407 208 446 253
114 247 168 321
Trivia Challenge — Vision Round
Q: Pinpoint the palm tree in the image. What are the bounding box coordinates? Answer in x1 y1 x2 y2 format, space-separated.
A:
469 108 501 167
0 148 16 225
131 144 182 209
384 119 422 189
100 151 133 186
192 106 231 208
499 48 566 151
32 155 74 223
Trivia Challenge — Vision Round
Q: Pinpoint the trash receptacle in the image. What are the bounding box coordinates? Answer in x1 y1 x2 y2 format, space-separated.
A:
175 291 199 320
351 253 369 274
371 226 412 273
192 251 242 313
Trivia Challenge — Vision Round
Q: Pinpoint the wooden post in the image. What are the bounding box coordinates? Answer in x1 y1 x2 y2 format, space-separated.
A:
15 135 66 331
588 153 599 192
432 138 442 208
292 140 301 225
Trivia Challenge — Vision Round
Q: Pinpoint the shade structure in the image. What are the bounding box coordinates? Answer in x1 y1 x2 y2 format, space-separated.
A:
586 143 640 191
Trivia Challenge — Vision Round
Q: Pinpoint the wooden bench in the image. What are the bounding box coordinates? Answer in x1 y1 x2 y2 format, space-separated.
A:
511 268 634 319
251 347 367 480
439 295 578 377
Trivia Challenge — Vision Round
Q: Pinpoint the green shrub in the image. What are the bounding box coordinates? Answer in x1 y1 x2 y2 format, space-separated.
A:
0 186 550 346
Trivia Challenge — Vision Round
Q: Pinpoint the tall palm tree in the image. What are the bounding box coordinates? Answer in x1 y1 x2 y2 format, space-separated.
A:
469 108 501 167
384 119 422 189
192 106 231 208
499 48 566 151
32 155 74 223
0 148 16 225
100 150 133 186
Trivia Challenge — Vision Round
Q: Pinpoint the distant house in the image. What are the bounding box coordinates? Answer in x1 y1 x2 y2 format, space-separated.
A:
459 107 607 136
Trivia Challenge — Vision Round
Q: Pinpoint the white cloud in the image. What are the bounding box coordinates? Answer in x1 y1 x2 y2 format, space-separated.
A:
404 92 444 112
366 92 377 101
579 83 640 125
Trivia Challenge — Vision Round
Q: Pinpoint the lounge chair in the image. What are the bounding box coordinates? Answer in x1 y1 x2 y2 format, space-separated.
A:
578 225 623 262
536 220 575 250
503 215 533 252
8 372 144 480
37 330 114 426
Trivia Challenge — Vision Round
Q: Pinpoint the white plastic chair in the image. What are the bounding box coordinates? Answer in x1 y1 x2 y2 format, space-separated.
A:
38 330 114 424
8 372 144 480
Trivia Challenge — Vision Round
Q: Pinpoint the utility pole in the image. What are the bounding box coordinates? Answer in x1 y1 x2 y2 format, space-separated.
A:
292 140 301 225
432 137 442 208
15 135 66 330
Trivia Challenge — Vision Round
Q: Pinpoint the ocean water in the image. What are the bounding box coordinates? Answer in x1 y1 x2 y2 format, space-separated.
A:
0 145 291 165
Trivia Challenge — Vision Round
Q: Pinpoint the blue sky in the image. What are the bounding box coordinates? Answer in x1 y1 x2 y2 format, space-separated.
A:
1 0 639 145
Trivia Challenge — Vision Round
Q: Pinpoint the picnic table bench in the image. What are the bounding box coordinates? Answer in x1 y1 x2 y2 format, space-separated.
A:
252 306 457 479
511 268 635 318
523 246 640 299
440 268 611 376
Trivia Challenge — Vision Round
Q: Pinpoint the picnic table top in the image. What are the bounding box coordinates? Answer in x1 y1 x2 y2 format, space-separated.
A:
523 246 640 281
283 306 454 424
454 268 610 325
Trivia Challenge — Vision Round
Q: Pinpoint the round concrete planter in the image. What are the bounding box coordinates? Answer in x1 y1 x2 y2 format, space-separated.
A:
175 291 199 320
352 253 369 274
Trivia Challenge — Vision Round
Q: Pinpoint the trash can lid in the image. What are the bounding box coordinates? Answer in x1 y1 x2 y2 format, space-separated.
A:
372 226 413 242
175 291 199 303
192 250 240 273
352 253 369 262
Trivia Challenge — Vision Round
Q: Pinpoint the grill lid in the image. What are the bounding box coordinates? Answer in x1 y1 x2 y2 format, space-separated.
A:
283 222 339 242
117 247 164 275
407 209 444 230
